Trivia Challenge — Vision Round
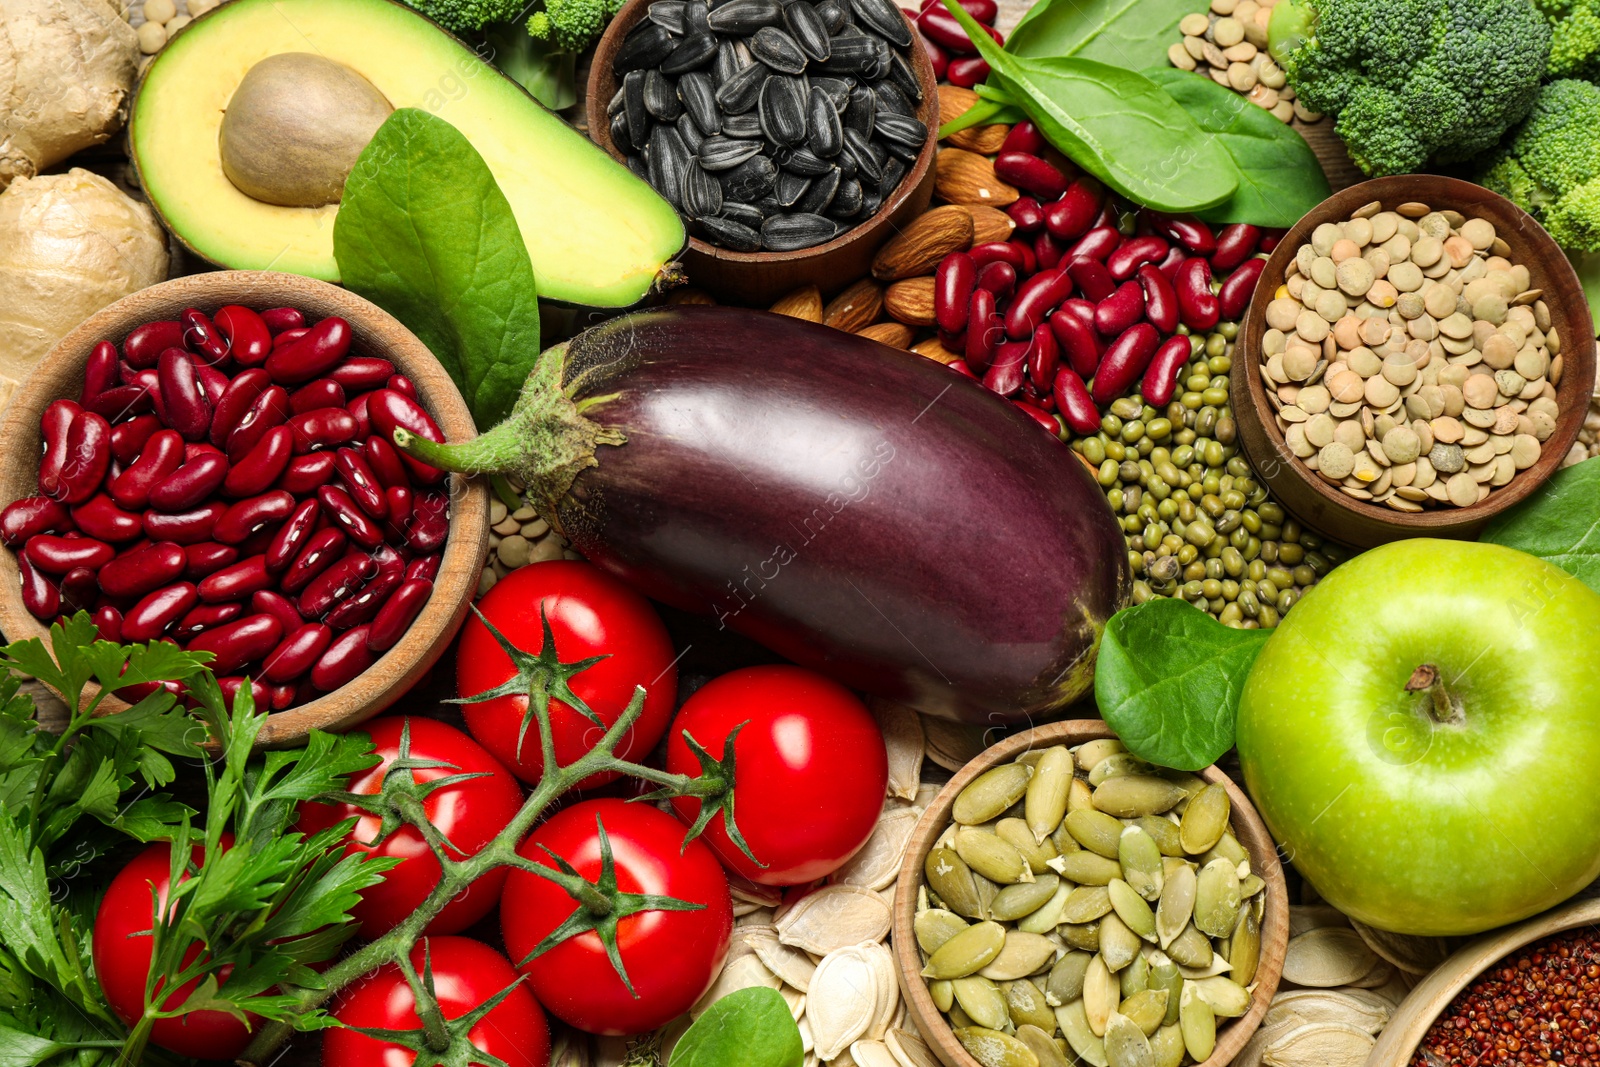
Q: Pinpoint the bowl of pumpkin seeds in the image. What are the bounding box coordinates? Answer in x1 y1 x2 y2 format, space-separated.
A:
892 721 1288 1067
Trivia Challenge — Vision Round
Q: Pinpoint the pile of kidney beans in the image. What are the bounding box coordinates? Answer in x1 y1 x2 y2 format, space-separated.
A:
0 305 452 712
913 0 999 87
933 122 1279 437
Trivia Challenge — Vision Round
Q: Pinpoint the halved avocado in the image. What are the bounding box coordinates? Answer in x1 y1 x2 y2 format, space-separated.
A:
130 0 684 306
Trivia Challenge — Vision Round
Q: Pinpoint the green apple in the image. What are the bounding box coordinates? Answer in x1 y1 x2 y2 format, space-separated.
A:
1237 538 1600 936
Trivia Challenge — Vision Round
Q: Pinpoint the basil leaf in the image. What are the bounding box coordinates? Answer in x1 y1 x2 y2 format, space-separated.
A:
1008 0 1203 70
335 108 541 428
668 987 804 1067
1481 456 1600 592
1143 68 1331 227
1095 598 1272 771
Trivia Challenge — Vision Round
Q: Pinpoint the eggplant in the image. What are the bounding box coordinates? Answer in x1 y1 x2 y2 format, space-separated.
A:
399 306 1129 723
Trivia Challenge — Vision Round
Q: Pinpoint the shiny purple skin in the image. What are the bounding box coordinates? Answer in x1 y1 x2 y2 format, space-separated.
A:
551 306 1130 723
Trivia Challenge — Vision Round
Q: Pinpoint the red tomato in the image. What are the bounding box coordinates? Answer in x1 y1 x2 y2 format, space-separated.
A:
500 799 731 1035
324 936 550 1067
457 561 678 789
297 717 524 939
666 665 887 885
93 839 256 1060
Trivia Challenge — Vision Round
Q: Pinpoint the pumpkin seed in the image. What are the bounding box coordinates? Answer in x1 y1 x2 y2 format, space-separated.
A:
1147 954 1183 1026
923 920 1006 979
1265 990 1393 1035
980 930 1059 982
996 818 1058 874
1119 989 1169 1037
1061 921 1103 952
956 827 1033 886
887 1028 941 1067
1057 1000 1110 1067
1121 952 1150 998
914 908 968 955
1281 928 1379 987
1004 979 1057 1032
1050 851 1123 886
1047 951 1094 1006
955 764 1033 825
1014 1023 1073 1067
1240 873 1266 899
690 952 780 1017
1229 902 1262 986
1083 954 1119 1036
1016 878 1072 934
992 874 1060 922
1094 777 1189 818
1179 784 1231 855
930 979 954 1012
1099 912 1143 972
1201 831 1248 868
1137 816 1185 858
1105 1013 1156 1067
1192 975 1251 1018
953 975 1010 1030
1075 738 1126 772
925 846 983 918
1066 809 1125 859
1194 858 1242 938
811 946 880 1060
954 1028 1041 1067
752 936 818 992
1261 1023 1375 1067
1108 879 1158 941
1178 982 1216 1062
1060 886 1114 925
1025 747 1074 844
1088 754 1146 786
1118 827 1165 901
1150 1025 1185 1067
1156 864 1197 950
1349 919 1452 975
1167 924 1214 970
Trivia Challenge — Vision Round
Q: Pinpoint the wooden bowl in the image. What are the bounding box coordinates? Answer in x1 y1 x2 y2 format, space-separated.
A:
1231 175 1596 549
0 272 490 748
893 720 1289 1067
1367 896 1600 1065
586 0 939 306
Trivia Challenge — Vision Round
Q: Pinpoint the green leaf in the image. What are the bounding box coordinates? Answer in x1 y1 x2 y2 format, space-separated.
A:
1095 598 1272 771
0 1023 117 1067
1008 0 1206 70
667 987 804 1067
1142 68 1331 227
938 98 1025 139
335 108 542 428
1481 456 1600 592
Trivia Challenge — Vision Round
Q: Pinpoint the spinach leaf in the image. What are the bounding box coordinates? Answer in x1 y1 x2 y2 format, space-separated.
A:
667 987 804 1067
335 109 542 429
1482 456 1600 593
1095 598 1272 771
1143 68 1331 227
939 97 1025 139
1008 0 1204 70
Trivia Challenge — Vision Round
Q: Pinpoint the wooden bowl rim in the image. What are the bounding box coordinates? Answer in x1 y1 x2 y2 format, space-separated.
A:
1366 896 1600 1065
892 719 1290 1067
1233 174 1597 540
584 0 940 269
0 271 491 749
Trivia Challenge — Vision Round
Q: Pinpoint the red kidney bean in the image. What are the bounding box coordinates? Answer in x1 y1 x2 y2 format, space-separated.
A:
917 7 982 52
259 307 305 335
209 370 271 450
82 341 119 405
185 442 223 462
328 357 396 391
123 582 197 641
281 528 347 595
1 497 71 546
999 121 1044 156
58 412 112 506
213 306 272 367
1065 256 1114 303
946 56 991 87
1146 213 1216 255
187 614 283 676
363 436 410 490
311 624 376 691
1006 197 1043 233
288 408 359 454
123 320 185 369
383 486 414 541
386 375 417 399
272 327 309 350
1217 257 1267 321
368 577 432 652
144 502 225 546
1005 268 1073 340
18 554 60 620
1041 180 1100 242
38 400 82 500
1155 243 1187 282
261 683 293 710
333 449 387 520
150 452 229 512
184 542 238 580
297 547 377 618
213 677 271 711
947 361 978 381
117 679 185 704
266 498 321 572
158 348 212 442
1106 235 1170 280
1259 231 1282 253
100 541 186 599
265 316 352 385
317 485 384 548
407 494 449 554
345 392 373 439
109 429 184 509
1142 334 1196 408
965 288 998 371
59 567 99 613
919 32 949 79
983 340 1028 396
405 554 442 582
214 491 294 545
1050 367 1100 434
181 309 230 367
176 602 244 641
1025 326 1059 391
93 605 123 642
223 425 292 498
935 253 976 335
252 589 304 634
1033 231 1064 271
193 362 229 407
975 262 1015 301
1005 240 1038 275
1136 263 1179 334
280 452 337 495
1060 297 1096 327
1091 323 1161 405
325 549 404 630
70 495 143 542
26 534 113 574
994 152 1068 200
1092 199 1121 231
1064 225 1121 263
262 623 333 684
968 242 1027 271
1012 401 1059 435
225 386 291 462
920 0 998 18
89 383 155 420
198 555 272 604
1210 223 1262 273
289 378 345 416
110 415 162 466
1175 257 1221 331
368 390 444 485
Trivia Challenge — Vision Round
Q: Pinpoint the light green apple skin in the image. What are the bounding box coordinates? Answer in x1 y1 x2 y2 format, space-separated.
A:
1237 539 1600 937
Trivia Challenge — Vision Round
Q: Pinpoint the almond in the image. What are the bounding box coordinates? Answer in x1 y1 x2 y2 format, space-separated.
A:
937 84 980 129
859 322 915 349
824 279 884 333
769 285 823 322
935 149 1019 207
949 123 1011 154
871 205 974 281
666 287 717 306
883 276 937 327
912 337 963 365
965 205 1016 245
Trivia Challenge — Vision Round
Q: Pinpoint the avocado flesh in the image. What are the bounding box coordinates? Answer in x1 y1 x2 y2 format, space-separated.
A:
130 0 683 306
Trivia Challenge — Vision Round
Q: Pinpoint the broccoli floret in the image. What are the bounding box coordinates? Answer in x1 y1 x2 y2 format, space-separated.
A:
402 0 527 35
1536 0 1600 77
1480 79 1600 254
526 0 608 53
1272 0 1551 176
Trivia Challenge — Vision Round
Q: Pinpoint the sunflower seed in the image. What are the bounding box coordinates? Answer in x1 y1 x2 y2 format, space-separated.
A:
609 109 635 152
811 947 880 1059
675 111 705 151
814 73 854 108
796 166 841 213
822 32 888 75
623 69 651 149
777 145 831 176
707 0 784 31
682 160 723 218
699 215 761 251
615 21 676 74
924 920 1006 979
607 84 627 116
625 154 649 180
886 49 922 101
783 0 832 60
842 127 882 184
815 0 850 30
648 0 687 30
646 124 689 210
721 110 764 137
760 73 809 146
675 70 719 134
877 155 906 194
776 884 891 955
711 38 741 85
804 86 844 157
843 84 877 137
847 0 911 45
713 59 765 113
829 177 864 218
749 25 808 72
699 134 763 170
1282 928 1380 988
774 169 811 207
661 32 718 73
719 200 765 227
874 79 915 117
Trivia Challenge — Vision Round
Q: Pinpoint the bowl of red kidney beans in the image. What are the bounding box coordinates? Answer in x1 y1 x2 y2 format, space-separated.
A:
0 271 490 747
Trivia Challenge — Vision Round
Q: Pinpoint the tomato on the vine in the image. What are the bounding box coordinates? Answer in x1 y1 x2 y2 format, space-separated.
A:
666 665 887 885
297 717 524 939
500 798 731 1035
93 839 255 1061
324 936 550 1067
456 561 678 789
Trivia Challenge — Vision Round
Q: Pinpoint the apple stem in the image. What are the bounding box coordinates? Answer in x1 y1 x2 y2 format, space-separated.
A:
1405 664 1465 726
